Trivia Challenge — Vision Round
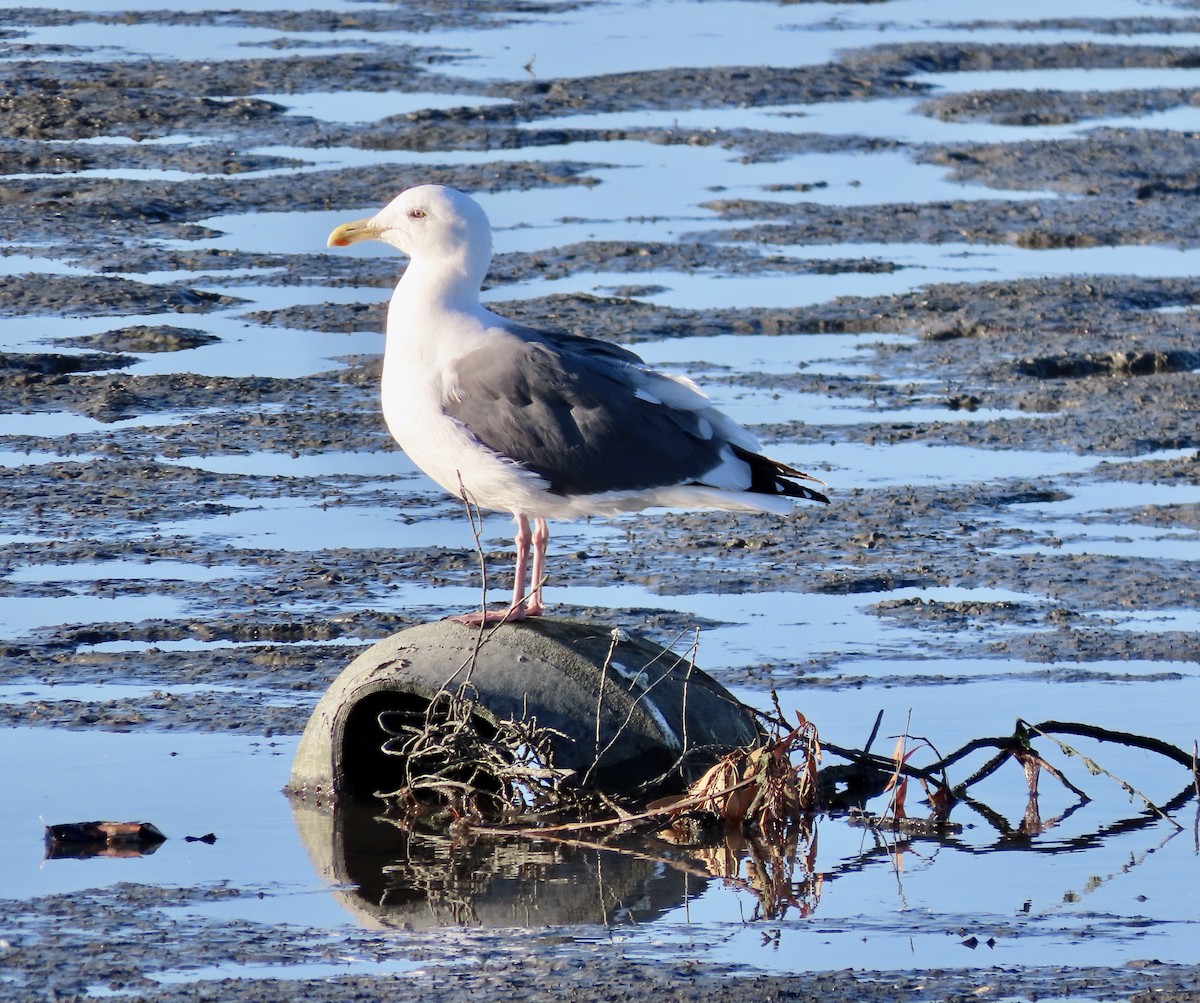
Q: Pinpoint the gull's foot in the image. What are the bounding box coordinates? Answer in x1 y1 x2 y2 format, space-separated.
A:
449 603 542 627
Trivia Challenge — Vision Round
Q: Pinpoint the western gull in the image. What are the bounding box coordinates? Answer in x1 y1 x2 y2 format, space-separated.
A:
327 184 829 625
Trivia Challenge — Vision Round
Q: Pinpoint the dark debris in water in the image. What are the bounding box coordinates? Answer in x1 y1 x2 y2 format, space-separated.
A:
44 820 167 858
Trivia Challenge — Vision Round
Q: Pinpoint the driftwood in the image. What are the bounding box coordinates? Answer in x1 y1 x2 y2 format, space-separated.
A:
44 821 167 859
378 689 1197 847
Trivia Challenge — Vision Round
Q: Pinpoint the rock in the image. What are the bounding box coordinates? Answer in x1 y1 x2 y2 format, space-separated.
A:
286 617 762 803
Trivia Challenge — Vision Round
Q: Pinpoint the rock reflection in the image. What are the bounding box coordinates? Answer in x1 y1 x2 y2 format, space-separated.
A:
291 796 831 929
292 798 695 929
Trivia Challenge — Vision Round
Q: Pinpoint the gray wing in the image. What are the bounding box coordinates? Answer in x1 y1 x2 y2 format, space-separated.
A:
443 328 728 497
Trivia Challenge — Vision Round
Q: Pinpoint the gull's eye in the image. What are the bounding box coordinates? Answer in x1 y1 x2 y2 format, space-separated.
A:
408 207 427 219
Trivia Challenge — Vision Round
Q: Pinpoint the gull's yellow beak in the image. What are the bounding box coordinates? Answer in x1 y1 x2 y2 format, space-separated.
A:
327 218 383 248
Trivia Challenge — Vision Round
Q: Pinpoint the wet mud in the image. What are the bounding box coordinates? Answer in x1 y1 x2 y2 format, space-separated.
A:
7 878 1200 1001
3 3 1200 1000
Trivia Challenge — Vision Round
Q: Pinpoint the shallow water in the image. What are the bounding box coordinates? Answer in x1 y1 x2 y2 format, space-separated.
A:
6 679 1196 976
2 0 1199 993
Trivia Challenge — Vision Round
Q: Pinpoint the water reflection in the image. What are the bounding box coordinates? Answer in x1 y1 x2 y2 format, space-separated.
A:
292 772 1195 932
291 799 695 929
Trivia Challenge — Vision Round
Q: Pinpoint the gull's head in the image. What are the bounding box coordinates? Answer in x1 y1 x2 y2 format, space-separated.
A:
327 185 493 286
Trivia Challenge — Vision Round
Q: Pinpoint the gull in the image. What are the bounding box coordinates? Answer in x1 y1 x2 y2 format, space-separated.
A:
328 184 828 625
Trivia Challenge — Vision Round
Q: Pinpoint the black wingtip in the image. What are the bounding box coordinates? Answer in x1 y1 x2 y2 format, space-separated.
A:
731 444 830 504
780 480 830 505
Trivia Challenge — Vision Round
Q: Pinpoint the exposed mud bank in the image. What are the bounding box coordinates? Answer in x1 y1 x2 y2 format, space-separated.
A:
5 877 1200 1001
2 3 1198 738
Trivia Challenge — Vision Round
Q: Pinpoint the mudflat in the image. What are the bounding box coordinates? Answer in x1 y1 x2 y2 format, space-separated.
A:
2 2 1198 999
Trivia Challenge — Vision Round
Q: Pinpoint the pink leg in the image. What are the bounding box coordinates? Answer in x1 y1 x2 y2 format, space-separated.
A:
525 517 549 616
451 514 538 626
509 514 533 613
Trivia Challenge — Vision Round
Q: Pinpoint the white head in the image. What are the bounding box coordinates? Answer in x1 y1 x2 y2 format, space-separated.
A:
327 184 493 294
